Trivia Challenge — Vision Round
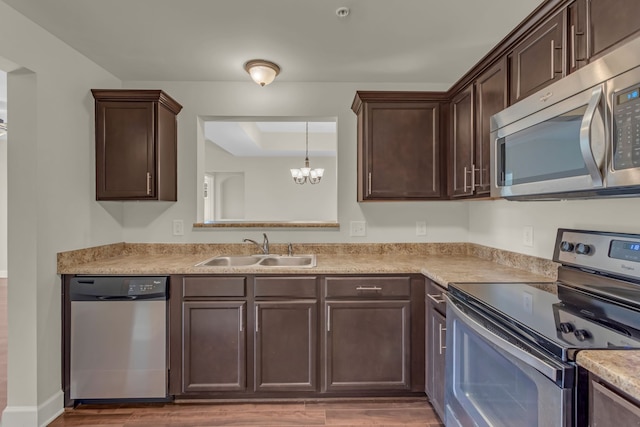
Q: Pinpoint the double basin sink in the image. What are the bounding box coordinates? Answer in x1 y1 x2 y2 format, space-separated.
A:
196 254 316 268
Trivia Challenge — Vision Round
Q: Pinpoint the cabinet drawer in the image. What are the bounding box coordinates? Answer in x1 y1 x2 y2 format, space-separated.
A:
425 279 447 316
254 276 318 298
324 276 411 298
183 276 246 297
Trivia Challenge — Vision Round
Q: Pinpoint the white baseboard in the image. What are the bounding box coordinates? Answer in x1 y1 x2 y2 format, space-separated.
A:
0 271 7 279
1 390 64 427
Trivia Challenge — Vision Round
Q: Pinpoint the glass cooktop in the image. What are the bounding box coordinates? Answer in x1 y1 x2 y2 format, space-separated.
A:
448 281 640 362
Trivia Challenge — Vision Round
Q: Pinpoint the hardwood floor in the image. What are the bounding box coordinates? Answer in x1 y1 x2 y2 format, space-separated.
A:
48 398 444 426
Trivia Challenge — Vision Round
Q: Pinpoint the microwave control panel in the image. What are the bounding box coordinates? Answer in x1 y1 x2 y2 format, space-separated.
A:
613 85 640 170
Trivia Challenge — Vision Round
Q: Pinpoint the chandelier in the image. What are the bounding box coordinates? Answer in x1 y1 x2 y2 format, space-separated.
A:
290 122 324 185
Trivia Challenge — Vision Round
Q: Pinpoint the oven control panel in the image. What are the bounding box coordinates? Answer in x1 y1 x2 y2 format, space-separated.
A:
553 229 640 280
554 304 640 349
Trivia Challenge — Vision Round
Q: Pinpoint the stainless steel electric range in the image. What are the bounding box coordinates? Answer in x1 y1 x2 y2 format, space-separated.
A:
444 228 640 427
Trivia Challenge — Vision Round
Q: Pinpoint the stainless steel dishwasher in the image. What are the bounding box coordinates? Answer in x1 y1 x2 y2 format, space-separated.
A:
69 276 168 400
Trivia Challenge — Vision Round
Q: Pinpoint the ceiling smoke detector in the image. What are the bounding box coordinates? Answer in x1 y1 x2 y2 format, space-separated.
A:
336 7 350 18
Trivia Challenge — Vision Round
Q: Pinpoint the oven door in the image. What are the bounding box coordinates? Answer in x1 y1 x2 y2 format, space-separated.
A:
445 294 574 427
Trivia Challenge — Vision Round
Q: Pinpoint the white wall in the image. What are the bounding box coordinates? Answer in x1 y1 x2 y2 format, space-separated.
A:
206 142 338 221
469 198 640 260
0 1 122 425
122 80 470 244
0 71 6 277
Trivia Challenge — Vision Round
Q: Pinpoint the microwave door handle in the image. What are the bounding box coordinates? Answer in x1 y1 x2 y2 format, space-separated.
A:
579 85 605 187
445 294 565 383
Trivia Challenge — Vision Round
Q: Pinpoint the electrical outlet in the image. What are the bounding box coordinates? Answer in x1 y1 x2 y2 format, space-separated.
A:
523 225 534 247
172 219 184 236
416 221 427 236
522 291 533 314
350 221 366 237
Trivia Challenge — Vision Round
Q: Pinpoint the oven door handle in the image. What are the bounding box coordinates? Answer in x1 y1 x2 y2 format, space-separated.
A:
445 294 565 383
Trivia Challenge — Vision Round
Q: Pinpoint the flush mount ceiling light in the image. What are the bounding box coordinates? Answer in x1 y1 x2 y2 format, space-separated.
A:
291 122 324 185
244 59 281 87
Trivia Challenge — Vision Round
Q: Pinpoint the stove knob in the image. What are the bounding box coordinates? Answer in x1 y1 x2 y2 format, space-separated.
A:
560 241 575 252
574 329 591 342
559 322 574 334
575 243 592 255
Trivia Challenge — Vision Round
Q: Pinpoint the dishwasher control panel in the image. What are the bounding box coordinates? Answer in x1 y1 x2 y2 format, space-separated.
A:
70 276 168 301
127 278 167 296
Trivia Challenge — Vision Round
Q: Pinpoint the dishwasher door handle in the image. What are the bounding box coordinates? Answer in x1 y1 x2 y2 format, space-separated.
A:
98 295 137 301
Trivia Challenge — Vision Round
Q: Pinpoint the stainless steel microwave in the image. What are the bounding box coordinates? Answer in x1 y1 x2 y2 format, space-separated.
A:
491 36 640 200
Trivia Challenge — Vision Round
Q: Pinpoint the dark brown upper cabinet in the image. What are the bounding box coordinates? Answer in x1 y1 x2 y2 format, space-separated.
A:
474 58 508 195
449 86 475 198
352 92 446 201
92 89 182 201
569 0 640 72
448 58 507 198
509 10 566 104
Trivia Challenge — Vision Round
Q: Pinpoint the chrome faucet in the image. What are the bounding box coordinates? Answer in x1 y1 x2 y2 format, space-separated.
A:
243 233 269 255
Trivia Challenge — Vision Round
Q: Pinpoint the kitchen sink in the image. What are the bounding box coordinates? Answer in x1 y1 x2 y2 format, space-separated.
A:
258 255 316 267
195 254 316 268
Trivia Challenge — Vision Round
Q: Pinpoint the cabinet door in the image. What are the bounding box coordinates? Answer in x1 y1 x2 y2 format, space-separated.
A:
254 301 317 392
450 86 475 197
325 300 410 391
587 0 640 60
362 102 441 200
95 100 156 200
475 59 507 195
182 301 246 392
568 0 588 73
509 12 565 104
590 378 640 426
430 309 447 421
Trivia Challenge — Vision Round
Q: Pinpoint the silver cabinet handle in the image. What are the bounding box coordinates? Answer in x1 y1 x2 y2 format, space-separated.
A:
239 304 244 332
439 323 446 355
550 40 555 79
471 164 477 189
427 293 445 304
571 25 576 69
146 172 152 195
367 172 372 196
255 305 259 332
464 165 475 193
327 305 331 332
463 166 468 192
356 286 382 291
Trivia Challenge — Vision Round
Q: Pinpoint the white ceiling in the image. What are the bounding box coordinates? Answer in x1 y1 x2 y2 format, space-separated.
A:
2 0 543 84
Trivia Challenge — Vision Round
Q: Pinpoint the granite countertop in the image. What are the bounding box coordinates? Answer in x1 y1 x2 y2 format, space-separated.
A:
577 350 640 402
57 243 554 288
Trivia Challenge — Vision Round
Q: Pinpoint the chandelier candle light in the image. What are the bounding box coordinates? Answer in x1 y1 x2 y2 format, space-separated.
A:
291 122 324 185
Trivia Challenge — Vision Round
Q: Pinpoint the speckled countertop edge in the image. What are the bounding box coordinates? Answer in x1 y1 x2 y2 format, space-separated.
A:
57 242 558 286
577 350 640 401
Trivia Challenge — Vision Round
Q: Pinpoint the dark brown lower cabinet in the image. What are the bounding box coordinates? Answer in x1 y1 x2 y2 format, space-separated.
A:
429 309 446 419
254 301 317 392
182 301 246 393
425 279 447 421
590 374 640 426
171 274 423 399
325 300 411 391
